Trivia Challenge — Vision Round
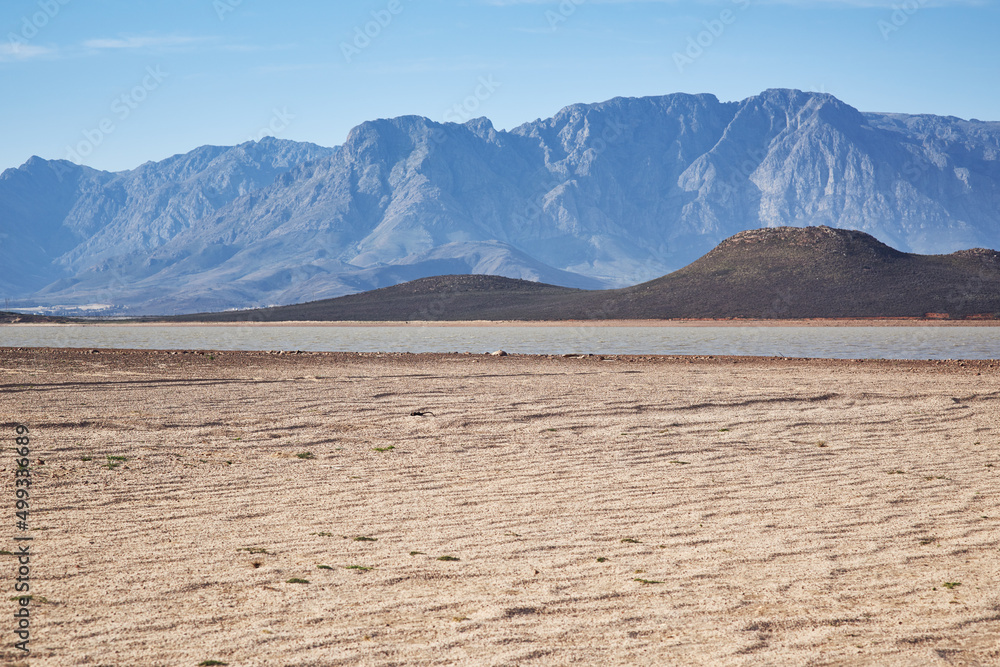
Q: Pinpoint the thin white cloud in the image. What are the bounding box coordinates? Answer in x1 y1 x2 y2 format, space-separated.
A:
81 35 204 50
0 43 56 62
4 34 288 62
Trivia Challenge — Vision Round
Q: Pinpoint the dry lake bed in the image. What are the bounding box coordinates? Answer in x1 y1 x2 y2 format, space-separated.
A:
1 347 998 665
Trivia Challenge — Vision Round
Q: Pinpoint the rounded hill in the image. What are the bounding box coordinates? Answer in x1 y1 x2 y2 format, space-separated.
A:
170 227 1000 322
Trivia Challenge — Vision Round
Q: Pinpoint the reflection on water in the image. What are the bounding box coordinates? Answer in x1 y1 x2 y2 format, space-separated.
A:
1 324 998 359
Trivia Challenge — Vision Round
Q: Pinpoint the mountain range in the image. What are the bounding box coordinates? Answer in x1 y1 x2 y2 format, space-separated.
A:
2 89 999 316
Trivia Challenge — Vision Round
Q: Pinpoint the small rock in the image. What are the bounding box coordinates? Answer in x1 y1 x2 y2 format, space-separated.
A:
490 350 508 356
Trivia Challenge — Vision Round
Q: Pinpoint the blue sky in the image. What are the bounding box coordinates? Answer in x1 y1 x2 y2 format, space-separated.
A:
2 0 996 172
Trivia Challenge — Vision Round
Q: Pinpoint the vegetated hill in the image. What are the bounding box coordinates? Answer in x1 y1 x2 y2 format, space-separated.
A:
172 227 1000 321
596 226 1000 319
172 275 581 322
4 89 1000 316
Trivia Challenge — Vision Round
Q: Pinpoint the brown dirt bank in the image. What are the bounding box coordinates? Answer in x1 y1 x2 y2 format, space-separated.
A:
1 349 998 665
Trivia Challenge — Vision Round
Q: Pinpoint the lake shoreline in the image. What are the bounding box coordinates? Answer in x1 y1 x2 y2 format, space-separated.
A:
4 317 1000 327
2 347 998 367
4 323 1000 359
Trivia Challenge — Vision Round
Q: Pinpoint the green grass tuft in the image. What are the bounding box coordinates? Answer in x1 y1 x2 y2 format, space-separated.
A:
437 556 461 561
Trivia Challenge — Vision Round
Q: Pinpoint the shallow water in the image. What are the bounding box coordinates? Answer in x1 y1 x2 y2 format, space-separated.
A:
1 324 999 359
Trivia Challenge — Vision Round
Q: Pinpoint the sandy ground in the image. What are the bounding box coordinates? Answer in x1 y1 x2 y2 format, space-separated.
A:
1 348 998 666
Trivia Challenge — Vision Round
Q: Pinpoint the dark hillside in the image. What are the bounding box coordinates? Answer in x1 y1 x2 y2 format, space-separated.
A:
169 227 1000 321
595 227 1000 319
173 275 581 322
